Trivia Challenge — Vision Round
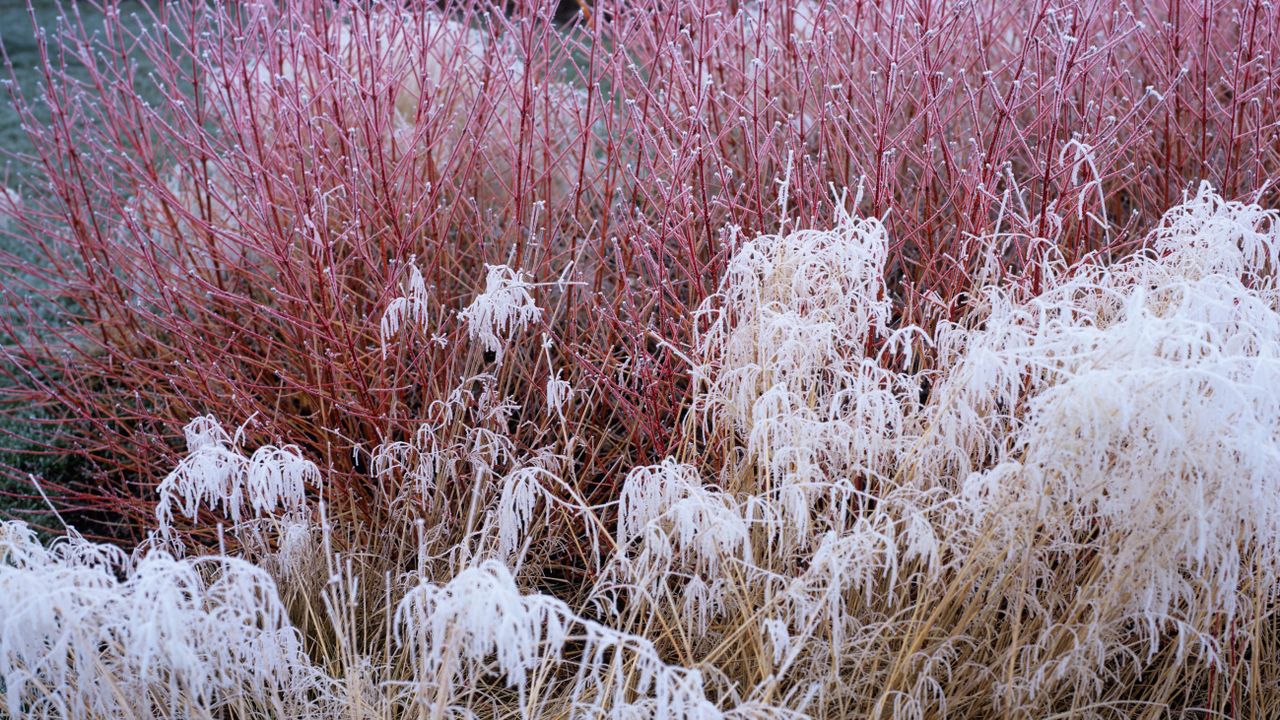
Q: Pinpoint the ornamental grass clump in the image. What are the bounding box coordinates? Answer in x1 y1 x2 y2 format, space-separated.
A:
154 415 319 539
394 560 735 719
0 522 331 720
459 264 544 363
911 182 1280 705
693 192 925 520
592 183 1280 717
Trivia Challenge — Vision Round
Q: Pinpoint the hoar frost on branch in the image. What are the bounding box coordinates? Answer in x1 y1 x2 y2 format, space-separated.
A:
237 8 594 206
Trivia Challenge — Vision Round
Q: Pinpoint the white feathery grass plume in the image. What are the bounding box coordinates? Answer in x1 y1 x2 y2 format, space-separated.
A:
466 425 517 487
459 264 543 363
494 464 557 563
919 182 1280 693
236 513 321 587
380 258 431 349
394 560 740 719
368 376 483 496
1151 181 1280 285
0 521 332 720
680 574 730 638
370 432 456 500
694 202 925 531
616 458 704 550
369 373 524 536
155 415 319 538
484 448 610 573
601 459 759 638
589 185 1267 716
546 368 573 420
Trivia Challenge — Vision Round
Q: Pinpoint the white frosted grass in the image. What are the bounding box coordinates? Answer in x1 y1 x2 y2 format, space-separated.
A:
394 560 731 719
919 182 1280 694
546 368 573 420
367 372 527 564
380 258 431 348
614 459 753 579
493 463 562 564
599 454 952 709
0 522 329 720
615 458 703 550
459 264 543 363
595 183 1280 715
588 206 962 714
694 202 924 520
155 415 319 538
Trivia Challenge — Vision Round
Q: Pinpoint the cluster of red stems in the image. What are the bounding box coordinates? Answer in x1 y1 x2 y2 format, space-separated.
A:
0 0 1277 541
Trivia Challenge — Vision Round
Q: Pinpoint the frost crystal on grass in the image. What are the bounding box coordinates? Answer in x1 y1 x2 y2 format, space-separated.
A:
494 464 556 562
695 206 924 526
9 168 1280 720
923 182 1280 687
394 560 726 719
546 369 572 420
155 416 319 537
0 522 328 719
459 264 543 363
380 259 431 347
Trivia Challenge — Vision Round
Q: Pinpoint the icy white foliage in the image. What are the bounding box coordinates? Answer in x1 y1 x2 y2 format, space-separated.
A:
615 459 752 577
460 264 543 362
694 205 924 534
12 183 1280 720
155 415 319 537
494 464 557 562
0 522 329 720
593 184 1280 716
394 560 728 719
616 458 703 549
546 369 573 420
380 259 431 346
370 374 521 499
923 182 1280 676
